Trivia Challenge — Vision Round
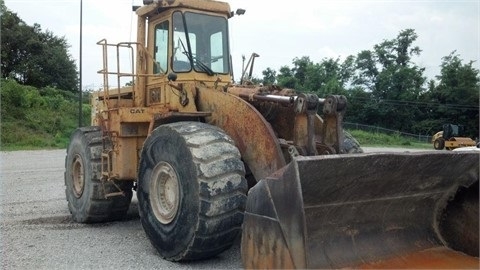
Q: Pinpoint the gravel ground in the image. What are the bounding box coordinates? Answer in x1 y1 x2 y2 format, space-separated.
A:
0 149 241 270
0 147 431 269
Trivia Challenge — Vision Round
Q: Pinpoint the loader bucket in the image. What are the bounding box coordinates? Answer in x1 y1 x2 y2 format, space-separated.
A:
241 152 479 269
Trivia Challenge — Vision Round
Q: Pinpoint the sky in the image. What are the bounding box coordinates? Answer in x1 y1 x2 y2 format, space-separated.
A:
4 0 480 91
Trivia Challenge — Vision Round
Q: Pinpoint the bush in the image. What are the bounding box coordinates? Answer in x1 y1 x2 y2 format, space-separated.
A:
1 79 86 150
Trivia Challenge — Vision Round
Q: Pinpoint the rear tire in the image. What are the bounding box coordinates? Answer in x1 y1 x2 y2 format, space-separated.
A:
137 122 247 261
434 138 445 150
65 127 133 223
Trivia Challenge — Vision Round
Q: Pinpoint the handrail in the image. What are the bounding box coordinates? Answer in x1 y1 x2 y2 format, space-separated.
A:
96 39 163 109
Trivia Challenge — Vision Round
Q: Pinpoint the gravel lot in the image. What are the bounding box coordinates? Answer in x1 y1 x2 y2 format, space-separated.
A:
0 147 430 269
0 149 241 270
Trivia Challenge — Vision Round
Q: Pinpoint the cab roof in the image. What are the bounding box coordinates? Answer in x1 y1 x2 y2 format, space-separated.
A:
136 0 231 18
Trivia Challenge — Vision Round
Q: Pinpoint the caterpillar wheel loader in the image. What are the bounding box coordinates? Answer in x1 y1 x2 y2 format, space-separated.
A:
64 0 479 268
432 124 476 150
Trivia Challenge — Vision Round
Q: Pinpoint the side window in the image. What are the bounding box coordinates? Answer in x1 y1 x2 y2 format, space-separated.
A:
210 32 226 73
154 21 169 74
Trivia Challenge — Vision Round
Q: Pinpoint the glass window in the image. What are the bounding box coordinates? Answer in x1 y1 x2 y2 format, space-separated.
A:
172 12 193 72
154 21 169 74
210 32 226 73
172 11 230 74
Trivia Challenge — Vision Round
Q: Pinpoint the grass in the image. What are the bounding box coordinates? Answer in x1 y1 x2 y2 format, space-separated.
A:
1 128 432 151
348 129 431 149
0 79 433 151
0 122 71 151
1 79 89 151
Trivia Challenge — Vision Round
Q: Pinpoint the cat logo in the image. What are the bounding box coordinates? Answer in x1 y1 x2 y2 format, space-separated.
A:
130 108 145 114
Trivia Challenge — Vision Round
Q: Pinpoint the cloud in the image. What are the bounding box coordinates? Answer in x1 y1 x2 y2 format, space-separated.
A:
4 0 479 87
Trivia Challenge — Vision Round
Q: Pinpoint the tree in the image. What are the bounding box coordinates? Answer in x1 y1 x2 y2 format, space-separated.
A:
311 56 355 96
254 29 477 138
274 55 355 96
262 67 276 85
352 29 426 132
428 51 479 137
1 1 78 92
291 56 313 88
276 66 297 88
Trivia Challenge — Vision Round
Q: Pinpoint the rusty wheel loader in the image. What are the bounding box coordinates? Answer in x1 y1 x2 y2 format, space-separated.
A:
65 0 479 268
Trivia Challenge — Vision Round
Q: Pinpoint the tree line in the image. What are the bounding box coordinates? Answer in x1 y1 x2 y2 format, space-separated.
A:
1 0 478 139
259 29 479 138
1 0 78 92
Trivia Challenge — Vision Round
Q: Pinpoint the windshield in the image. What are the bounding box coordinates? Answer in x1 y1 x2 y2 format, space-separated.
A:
172 11 230 75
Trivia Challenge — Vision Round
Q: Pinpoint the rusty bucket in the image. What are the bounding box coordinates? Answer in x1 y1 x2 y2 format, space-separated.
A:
241 152 479 269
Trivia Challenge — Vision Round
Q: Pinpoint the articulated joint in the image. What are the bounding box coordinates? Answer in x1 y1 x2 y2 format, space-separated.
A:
323 95 347 116
294 93 320 114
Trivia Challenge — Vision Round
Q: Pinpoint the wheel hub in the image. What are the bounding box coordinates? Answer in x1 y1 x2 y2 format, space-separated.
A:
150 162 180 224
72 154 85 198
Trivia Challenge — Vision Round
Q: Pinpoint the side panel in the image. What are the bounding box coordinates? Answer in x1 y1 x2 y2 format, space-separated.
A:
196 88 286 181
112 136 142 180
445 137 476 148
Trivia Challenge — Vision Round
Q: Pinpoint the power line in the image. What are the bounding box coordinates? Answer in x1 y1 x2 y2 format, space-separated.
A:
347 96 479 111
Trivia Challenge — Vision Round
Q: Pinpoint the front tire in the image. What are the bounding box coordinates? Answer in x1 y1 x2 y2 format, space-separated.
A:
434 138 445 150
137 122 247 261
65 127 133 223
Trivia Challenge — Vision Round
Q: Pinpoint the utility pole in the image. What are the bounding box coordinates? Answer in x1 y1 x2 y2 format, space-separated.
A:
78 0 83 127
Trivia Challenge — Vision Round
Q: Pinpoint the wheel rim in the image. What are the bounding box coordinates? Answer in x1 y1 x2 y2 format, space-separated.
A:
71 154 85 198
150 161 180 224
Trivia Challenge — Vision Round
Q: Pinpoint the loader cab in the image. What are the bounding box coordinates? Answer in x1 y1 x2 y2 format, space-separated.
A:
151 11 230 75
137 1 233 84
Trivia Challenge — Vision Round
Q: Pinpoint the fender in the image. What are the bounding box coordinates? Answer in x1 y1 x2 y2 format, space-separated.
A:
196 87 286 182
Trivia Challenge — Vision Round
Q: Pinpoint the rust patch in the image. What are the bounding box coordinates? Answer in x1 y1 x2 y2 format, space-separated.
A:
357 246 479 269
196 87 286 181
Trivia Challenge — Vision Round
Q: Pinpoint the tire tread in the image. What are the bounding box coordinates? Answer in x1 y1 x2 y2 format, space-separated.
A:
139 122 247 261
65 127 133 223
172 122 247 260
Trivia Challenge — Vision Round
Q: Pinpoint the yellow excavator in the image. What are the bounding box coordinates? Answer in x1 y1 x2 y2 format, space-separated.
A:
64 0 479 268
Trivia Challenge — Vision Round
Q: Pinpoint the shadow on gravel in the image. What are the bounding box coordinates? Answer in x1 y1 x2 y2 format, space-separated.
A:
124 200 140 221
18 201 141 230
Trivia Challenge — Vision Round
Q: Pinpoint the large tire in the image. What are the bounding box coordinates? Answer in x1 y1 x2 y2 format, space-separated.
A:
343 130 363 153
434 138 445 150
65 127 133 223
137 122 247 261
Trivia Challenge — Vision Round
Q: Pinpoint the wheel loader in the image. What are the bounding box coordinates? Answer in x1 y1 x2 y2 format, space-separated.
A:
64 0 479 268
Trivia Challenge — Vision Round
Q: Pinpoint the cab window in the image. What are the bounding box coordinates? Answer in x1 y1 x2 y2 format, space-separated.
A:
172 11 230 74
154 20 169 74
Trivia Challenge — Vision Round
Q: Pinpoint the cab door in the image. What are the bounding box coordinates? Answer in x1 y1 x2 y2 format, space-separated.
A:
146 17 170 107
